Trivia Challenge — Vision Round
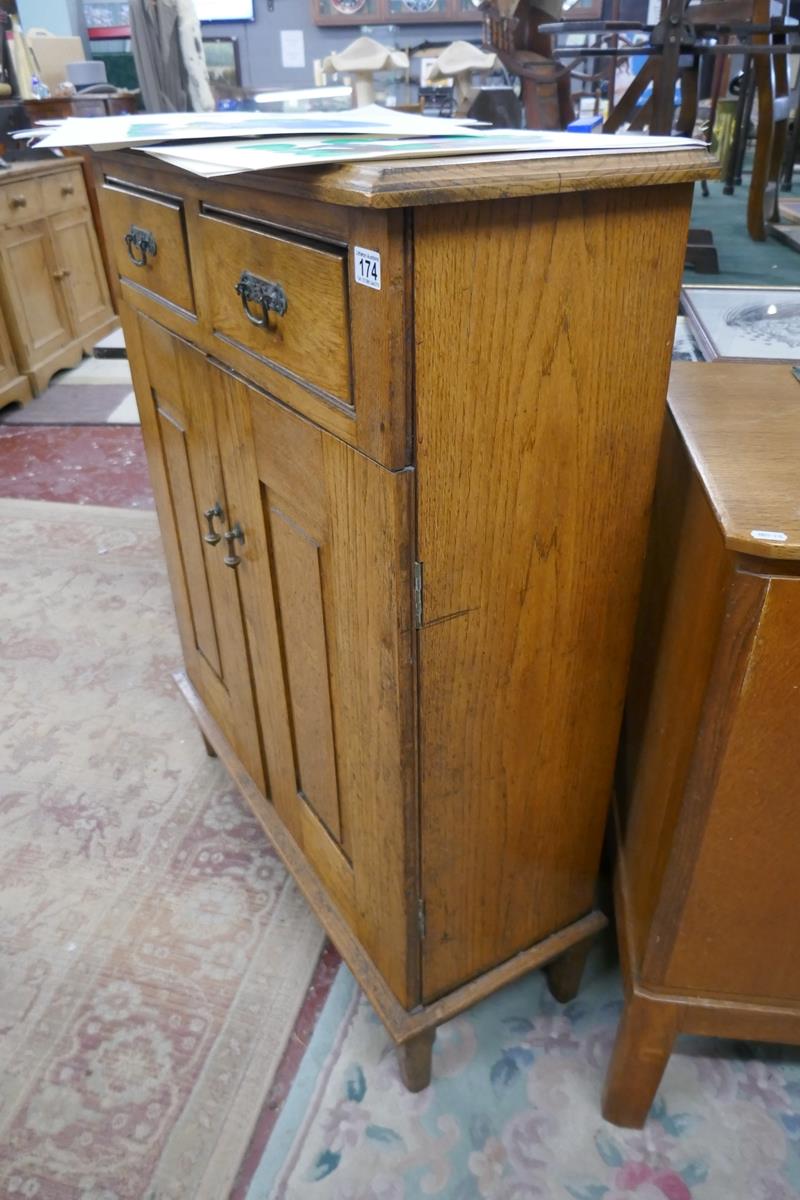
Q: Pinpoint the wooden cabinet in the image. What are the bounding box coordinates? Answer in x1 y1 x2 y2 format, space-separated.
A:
0 298 31 412
604 362 800 1128
0 161 116 394
96 141 711 1089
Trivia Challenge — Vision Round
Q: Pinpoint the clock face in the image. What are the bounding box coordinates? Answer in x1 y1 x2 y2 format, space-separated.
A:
401 0 438 10
331 0 367 12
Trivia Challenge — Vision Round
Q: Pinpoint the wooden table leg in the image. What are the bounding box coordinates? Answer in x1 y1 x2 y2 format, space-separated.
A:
602 992 678 1128
397 1028 436 1092
544 938 593 1003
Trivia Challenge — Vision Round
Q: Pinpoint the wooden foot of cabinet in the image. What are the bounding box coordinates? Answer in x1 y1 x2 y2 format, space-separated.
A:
201 731 217 758
602 992 677 1128
397 1029 436 1093
544 938 594 1003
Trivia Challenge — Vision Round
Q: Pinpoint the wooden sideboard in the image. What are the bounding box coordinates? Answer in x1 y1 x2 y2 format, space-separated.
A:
93 142 711 1088
604 362 800 1127
0 160 116 401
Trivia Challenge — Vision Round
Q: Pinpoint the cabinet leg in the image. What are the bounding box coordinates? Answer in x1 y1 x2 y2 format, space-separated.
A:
602 993 677 1128
545 940 592 1003
397 1028 435 1093
201 731 217 758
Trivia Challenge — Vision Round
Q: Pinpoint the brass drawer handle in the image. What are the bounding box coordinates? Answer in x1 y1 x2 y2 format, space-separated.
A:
10 195 27 209
223 523 245 568
234 271 288 328
202 501 224 545
124 225 157 268
62 184 76 196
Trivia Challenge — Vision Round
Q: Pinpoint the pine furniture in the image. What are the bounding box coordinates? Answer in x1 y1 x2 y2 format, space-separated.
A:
605 361 800 1127
0 160 116 396
93 141 710 1089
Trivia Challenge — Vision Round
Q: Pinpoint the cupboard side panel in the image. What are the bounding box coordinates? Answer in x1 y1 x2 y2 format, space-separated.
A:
414 185 693 1000
322 440 419 1008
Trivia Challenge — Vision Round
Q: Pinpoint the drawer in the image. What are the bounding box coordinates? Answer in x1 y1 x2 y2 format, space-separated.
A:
0 179 42 225
41 170 86 213
100 179 195 315
198 209 352 406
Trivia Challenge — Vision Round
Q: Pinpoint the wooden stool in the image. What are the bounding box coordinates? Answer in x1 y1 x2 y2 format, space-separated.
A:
604 362 800 1128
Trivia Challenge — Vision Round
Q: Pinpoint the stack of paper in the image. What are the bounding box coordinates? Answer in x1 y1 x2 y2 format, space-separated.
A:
16 104 703 180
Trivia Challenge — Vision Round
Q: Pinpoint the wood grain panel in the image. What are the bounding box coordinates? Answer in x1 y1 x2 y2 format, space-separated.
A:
199 210 352 405
414 184 693 1000
668 362 800 559
100 182 195 314
619 415 733 962
0 219 72 370
269 505 343 844
49 207 114 341
659 571 800 1000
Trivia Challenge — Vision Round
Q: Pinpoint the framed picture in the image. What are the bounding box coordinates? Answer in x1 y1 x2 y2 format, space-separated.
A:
681 286 800 363
203 36 241 89
312 0 482 25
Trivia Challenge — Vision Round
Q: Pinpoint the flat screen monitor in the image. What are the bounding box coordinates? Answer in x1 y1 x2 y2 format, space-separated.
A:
196 0 255 21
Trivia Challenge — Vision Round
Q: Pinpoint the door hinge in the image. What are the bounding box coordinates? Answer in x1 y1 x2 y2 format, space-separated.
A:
417 896 426 939
413 560 424 629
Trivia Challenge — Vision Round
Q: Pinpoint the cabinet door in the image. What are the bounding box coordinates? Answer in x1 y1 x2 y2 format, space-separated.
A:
213 364 419 1008
49 207 114 341
124 311 265 791
0 218 72 371
0 302 23 393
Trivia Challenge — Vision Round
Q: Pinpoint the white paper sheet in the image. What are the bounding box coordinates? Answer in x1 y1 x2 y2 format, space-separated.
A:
143 129 702 179
24 105 483 150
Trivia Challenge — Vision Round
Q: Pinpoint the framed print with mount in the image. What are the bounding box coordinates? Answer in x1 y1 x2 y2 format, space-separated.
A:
313 0 482 24
681 285 800 362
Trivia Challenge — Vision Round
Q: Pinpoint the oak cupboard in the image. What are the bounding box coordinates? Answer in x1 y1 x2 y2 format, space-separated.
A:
604 363 800 1128
0 300 31 412
94 142 711 1088
0 161 116 395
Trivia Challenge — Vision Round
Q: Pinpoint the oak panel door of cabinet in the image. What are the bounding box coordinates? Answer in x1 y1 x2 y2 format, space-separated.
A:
0 302 22 393
49 207 114 341
125 312 264 791
0 218 72 371
213 364 419 1009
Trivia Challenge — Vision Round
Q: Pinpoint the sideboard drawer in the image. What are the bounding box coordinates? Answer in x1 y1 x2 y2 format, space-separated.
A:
198 208 352 407
0 179 42 225
101 179 196 316
41 170 85 213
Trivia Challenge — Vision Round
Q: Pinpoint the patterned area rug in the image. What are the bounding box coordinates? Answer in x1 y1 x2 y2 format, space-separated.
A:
247 949 800 1200
0 499 325 1200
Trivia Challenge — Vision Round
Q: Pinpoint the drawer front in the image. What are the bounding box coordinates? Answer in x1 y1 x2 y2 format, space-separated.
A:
199 210 352 406
41 170 86 214
0 179 42 225
100 180 195 314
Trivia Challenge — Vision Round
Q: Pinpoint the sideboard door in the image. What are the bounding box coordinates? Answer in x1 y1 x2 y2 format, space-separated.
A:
125 311 265 791
212 364 419 1009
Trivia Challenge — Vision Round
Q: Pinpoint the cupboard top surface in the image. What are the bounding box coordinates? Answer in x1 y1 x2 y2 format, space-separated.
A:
668 361 800 560
96 145 714 208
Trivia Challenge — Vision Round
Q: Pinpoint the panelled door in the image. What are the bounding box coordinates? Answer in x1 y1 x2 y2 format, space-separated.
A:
49 207 114 341
212 362 419 1009
0 219 72 371
124 312 265 791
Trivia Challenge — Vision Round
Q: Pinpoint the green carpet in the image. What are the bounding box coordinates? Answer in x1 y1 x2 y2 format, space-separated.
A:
685 173 800 286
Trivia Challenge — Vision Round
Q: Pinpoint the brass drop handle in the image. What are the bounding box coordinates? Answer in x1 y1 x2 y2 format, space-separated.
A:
223 523 245 568
124 225 157 268
234 271 288 328
202 501 224 545
62 184 75 196
53 268 72 281
10 195 27 209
